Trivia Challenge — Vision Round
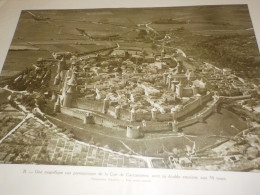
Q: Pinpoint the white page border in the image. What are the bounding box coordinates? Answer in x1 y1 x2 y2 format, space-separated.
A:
0 0 260 195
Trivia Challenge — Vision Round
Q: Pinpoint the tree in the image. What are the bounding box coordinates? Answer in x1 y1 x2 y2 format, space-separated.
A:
138 29 147 39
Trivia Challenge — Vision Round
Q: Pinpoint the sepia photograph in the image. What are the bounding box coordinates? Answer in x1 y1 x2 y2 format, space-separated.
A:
0 4 260 172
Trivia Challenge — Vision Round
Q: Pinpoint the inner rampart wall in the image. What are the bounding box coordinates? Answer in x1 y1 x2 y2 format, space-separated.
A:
75 98 103 113
119 109 131 121
156 112 172 121
107 106 116 117
183 88 193 97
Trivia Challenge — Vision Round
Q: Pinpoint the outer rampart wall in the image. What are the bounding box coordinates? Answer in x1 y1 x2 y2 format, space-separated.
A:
224 95 251 100
177 96 222 129
178 117 198 128
200 106 214 119
172 98 199 119
61 107 87 120
61 107 126 130
174 92 212 119
201 92 212 102
141 123 171 132
136 112 152 121
94 115 125 130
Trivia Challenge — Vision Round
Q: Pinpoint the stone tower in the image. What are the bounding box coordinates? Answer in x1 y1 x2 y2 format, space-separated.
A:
54 96 61 113
102 98 109 114
63 72 77 107
126 126 141 139
161 47 166 58
53 73 61 85
130 108 136 122
176 81 183 98
192 85 198 95
171 120 179 132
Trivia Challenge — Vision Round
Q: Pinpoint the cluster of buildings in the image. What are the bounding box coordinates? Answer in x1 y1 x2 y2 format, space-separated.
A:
9 63 51 91
49 48 213 138
201 62 258 97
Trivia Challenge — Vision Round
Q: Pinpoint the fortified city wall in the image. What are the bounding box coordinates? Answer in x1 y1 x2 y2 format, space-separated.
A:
72 92 213 123
172 92 212 120
59 96 224 139
61 107 127 131
177 96 222 128
74 98 104 113
60 94 249 136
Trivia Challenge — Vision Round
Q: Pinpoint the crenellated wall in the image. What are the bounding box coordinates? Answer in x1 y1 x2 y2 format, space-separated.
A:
72 92 213 123
61 107 87 120
155 112 173 121
119 109 131 121
173 92 212 120
74 98 103 113
178 117 198 128
141 123 171 132
60 95 223 134
135 112 152 121
93 115 126 130
177 96 222 129
61 107 127 130
107 106 116 117
223 94 251 100
65 91 215 132
201 92 212 102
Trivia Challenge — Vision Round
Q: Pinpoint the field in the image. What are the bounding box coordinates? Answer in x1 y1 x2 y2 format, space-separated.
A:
2 50 51 71
2 5 259 78
0 104 24 140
